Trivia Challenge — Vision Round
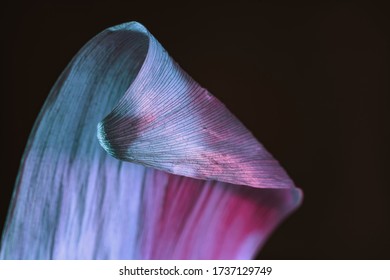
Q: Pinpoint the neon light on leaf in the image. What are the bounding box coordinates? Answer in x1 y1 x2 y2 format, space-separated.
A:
0 22 302 259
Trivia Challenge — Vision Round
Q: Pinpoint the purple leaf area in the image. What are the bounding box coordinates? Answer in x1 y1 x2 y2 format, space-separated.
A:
0 22 302 259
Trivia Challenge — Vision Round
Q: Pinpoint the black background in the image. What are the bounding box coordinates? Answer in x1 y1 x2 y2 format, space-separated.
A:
1 0 389 259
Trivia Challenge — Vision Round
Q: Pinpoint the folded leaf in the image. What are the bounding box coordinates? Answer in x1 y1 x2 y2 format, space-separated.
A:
0 22 302 259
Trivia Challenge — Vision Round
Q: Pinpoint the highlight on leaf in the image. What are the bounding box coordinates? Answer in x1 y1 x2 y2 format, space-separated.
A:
0 21 302 259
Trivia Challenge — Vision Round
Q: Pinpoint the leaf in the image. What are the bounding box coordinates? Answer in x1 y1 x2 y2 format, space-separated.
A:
0 22 302 259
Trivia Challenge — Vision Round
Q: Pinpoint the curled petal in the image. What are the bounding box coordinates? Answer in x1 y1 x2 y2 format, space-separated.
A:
0 22 302 259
